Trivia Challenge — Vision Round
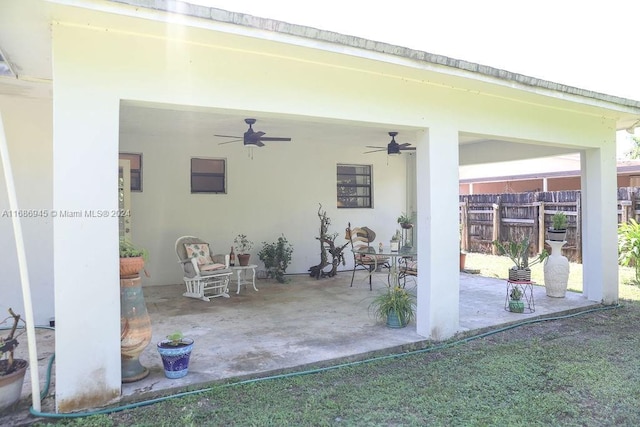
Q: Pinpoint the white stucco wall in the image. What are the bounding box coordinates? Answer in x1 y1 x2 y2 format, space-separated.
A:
44 12 624 411
0 95 53 327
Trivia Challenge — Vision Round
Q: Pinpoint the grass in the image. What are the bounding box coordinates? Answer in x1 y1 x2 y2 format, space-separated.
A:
35 254 640 426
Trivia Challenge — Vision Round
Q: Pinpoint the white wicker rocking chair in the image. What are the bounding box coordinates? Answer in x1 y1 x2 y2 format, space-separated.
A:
175 236 233 301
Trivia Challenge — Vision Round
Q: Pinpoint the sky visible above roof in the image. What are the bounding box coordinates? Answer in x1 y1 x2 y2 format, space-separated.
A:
193 0 640 103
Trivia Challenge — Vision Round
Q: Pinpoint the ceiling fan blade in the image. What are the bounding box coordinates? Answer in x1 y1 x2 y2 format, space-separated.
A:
364 148 386 154
255 140 265 147
398 143 412 148
218 139 243 145
214 134 242 138
365 146 386 149
258 137 291 142
400 146 416 151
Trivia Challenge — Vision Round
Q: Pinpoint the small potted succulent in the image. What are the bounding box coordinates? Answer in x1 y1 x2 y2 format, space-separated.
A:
0 308 28 411
397 212 413 229
508 285 525 313
157 331 194 379
390 230 401 252
234 234 254 266
547 211 568 242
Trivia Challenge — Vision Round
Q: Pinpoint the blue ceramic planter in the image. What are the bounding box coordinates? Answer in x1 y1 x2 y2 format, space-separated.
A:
157 338 194 379
386 309 408 328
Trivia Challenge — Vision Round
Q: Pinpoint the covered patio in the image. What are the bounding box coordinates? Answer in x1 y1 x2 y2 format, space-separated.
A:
13 269 597 418
2 0 639 414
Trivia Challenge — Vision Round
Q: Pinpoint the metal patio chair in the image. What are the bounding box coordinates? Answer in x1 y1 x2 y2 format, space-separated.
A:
345 223 389 290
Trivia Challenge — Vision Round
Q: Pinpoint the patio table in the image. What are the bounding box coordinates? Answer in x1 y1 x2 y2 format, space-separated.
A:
353 246 417 288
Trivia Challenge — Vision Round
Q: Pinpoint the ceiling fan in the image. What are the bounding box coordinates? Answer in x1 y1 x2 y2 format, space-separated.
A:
365 132 415 155
215 118 292 147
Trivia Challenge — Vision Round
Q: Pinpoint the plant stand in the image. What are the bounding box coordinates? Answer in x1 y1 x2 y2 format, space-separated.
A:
504 280 535 313
544 240 569 297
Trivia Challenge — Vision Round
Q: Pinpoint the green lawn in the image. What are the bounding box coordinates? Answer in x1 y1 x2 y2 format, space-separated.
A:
38 254 640 426
465 252 640 301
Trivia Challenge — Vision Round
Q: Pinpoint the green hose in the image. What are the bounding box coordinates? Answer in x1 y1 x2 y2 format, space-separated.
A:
27 303 620 420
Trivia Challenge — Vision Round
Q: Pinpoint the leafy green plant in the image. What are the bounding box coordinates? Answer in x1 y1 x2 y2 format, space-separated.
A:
258 235 294 283
165 331 187 346
234 234 253 254
119 238 148 260
492 234 548 270
397 212 412 225
618 219 640 283
551 211 568 230
369 286 416 326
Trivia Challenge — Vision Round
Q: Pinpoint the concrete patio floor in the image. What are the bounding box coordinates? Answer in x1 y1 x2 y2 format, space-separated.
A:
6 270 599 423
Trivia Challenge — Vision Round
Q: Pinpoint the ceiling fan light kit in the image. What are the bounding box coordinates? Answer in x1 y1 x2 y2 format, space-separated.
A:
364 131 415 155
215 118 291 148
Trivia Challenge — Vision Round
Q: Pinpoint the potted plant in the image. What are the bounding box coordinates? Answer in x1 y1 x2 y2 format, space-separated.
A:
397 212 413 229
507 285 525 313
547 211 568 242
234 234 253 266
493 234 548 281
119 238 149 278
157 331 194 379
390 230 401 251
369 286 416 328
0 308 28 411
258 235 294 283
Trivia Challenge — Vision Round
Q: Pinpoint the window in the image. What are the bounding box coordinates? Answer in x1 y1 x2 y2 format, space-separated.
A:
119 153 142 191
191 158 226 194
337 164 372 208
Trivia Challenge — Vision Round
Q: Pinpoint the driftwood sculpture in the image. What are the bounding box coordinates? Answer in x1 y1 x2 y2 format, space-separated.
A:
309 204 349 279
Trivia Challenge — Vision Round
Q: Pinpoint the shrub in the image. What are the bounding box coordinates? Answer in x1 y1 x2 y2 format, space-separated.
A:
258 235 294 283
618 219 640 283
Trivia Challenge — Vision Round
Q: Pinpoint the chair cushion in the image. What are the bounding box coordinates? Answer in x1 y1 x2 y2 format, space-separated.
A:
199 263 226 272
184 243 214 266
405 260 418 271
359 255 389 263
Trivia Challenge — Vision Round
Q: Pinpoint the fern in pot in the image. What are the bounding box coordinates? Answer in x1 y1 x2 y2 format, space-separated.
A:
369 286 416 328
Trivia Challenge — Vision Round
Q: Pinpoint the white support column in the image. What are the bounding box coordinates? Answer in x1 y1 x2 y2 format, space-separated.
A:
415 126 460 340
580 145 618 304
52 86 121 409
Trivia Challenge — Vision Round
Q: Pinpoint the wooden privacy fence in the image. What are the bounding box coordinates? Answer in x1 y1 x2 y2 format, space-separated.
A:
460 187 640 264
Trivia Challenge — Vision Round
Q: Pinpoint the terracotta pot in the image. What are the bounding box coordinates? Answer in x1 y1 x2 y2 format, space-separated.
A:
120 257 145 278
237 253 251 266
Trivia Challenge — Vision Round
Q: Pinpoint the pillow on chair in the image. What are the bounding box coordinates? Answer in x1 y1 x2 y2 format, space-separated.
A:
184 243 214 266
199 263 226 272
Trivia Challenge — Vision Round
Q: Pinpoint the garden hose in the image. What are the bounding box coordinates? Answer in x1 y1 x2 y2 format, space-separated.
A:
20 303 619 420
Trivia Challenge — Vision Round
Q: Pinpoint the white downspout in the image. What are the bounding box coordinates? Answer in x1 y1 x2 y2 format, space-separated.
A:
0 113 41 412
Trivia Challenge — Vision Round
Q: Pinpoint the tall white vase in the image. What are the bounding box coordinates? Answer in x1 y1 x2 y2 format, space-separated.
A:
544 240 569 297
